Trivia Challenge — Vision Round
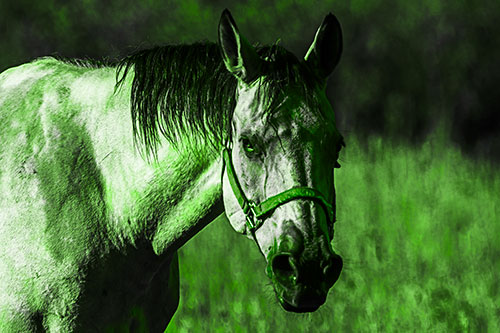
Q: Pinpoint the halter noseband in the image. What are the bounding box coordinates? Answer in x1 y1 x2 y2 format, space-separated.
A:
222 147 335 236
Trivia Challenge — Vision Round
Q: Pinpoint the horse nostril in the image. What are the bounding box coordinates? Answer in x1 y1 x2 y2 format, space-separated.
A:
323 255 343 289
271 254 298 286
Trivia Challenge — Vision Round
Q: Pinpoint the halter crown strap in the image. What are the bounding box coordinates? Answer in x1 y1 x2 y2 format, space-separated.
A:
222 148 335 234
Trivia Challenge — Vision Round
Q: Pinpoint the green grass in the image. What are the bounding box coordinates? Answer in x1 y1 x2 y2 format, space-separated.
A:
167 132 500 331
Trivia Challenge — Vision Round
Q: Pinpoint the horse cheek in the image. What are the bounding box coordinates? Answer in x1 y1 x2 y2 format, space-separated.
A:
222 168 247 234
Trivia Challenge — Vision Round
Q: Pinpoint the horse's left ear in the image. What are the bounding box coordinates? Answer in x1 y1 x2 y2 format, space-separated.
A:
304 13 343 80
218 9 262 83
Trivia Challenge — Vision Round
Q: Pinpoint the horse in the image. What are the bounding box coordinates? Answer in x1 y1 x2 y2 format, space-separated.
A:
0 9 345 331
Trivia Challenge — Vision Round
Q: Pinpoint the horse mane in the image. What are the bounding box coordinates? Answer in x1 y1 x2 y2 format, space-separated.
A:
51 55 116 69
114 41 319 156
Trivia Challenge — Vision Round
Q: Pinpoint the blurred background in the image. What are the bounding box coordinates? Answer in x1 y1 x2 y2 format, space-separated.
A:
1 0 499 331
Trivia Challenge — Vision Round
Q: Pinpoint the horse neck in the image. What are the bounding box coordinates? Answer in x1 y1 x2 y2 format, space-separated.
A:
146 144 224 257
91 71 224 257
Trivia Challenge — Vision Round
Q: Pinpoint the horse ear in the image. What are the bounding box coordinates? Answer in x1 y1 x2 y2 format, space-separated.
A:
218 9 262 83
304 13 343 80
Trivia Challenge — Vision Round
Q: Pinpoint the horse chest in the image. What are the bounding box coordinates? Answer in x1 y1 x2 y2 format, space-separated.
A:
67 248 180 331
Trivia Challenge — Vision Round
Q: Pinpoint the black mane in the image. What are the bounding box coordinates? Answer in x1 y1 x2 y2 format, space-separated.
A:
115 42 319 156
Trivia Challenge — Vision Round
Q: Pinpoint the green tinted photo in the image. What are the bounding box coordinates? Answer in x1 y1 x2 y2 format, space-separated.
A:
0 1 499 332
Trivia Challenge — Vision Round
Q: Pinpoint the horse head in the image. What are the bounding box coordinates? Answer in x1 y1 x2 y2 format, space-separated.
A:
218 9 344 313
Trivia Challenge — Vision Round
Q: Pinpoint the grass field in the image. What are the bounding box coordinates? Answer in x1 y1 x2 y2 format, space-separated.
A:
167 132 500 332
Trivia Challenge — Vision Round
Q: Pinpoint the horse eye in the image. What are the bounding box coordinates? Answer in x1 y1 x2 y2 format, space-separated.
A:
241 138 256 154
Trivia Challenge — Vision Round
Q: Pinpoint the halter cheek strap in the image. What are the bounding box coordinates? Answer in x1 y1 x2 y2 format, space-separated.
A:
222 148 335 236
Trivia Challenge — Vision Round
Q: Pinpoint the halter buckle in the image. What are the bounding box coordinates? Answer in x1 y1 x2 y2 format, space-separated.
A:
245 201 260 232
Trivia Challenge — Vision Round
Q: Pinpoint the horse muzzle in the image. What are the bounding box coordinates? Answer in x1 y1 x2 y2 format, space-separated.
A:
266 228 343 312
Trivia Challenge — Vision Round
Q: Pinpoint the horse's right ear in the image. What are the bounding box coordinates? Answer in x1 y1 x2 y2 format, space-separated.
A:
218 9 262 83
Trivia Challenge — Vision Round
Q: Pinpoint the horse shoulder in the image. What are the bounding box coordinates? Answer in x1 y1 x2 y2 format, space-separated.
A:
0 59 121 328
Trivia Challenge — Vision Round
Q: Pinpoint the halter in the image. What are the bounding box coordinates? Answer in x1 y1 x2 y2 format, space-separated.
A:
222 147 335 236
